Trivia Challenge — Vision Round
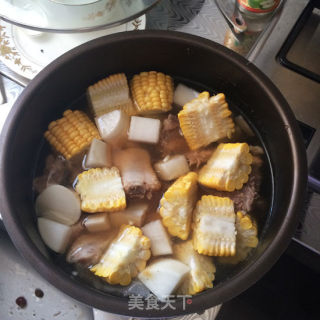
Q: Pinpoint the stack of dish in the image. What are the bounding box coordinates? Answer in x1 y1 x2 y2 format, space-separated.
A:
0 0 158 79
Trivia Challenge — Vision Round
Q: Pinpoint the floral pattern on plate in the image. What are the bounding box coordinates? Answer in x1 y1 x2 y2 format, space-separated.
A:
0 16 145 80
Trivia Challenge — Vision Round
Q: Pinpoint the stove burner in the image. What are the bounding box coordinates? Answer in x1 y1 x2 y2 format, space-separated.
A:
277 0 320 83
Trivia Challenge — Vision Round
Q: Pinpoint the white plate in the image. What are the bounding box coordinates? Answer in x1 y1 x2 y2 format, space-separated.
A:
0 15 145 80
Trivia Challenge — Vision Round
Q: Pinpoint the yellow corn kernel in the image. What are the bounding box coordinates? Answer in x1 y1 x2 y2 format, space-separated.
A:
192 195 236 256
131 71 174 114
219 211 259 264
44 109 100 160
178 92 235 150
198 142 252 192
90 225 151 286
160 172 198 240
75 167 126 213
87 73 137 116
174 240 216 295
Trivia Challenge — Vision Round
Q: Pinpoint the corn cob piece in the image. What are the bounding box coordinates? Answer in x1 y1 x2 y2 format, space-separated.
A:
160 172 198 240
219 211 258 264
198 142 253 192
174 240 216 295
90 225 151 286
87 73 137 116
44 109 100 160
178 92 235 150
131 71 174 114
75 167 126 213
192 195 236 256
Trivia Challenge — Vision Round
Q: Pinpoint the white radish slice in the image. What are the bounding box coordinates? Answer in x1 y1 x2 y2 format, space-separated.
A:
138 258 190 301
154 155 190 181
85 138 112 169
173 84 200 107
95 109 129 145
109 202 148 227
38 217 72 253
142 220 172 256
35 184 81 226
83 213 111 232
128 116 161 144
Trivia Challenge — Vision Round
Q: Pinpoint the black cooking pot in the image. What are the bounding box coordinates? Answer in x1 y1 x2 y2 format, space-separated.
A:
0 31 307 318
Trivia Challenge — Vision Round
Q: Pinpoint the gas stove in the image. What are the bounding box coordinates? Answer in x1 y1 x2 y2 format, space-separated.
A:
248 0 320 258
0 0 319 319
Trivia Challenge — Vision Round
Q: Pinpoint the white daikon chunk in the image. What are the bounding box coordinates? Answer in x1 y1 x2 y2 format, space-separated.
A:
85 138 112 168
95 110 129 145
109 202 148 227
38 217 72 253
173 84 199 107
83 212 111 232
138 258 190 301
35 184 81 226
128 116 161 144
154 155 190 181
142 220 172 256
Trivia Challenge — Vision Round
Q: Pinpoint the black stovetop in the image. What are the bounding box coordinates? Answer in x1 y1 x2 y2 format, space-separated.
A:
217 248 320 320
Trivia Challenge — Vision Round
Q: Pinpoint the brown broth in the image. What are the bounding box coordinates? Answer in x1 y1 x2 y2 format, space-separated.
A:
32 76 273 296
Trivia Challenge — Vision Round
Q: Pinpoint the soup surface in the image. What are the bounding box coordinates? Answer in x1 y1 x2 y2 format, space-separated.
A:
33 71 272 300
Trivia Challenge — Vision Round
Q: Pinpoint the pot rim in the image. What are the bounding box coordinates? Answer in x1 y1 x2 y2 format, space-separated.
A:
0 30 307 317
